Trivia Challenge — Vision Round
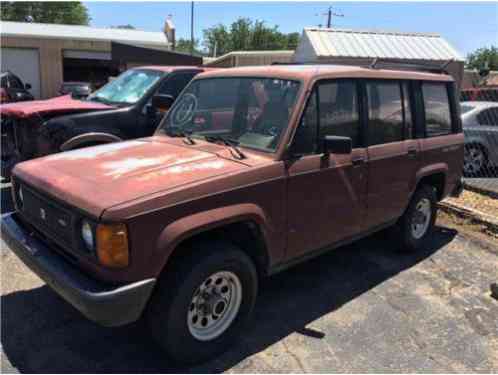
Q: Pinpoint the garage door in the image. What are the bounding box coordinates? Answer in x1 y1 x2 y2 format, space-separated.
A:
1 48 41 99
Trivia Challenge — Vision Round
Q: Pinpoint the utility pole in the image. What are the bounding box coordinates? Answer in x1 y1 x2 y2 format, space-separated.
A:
316 6 344 28
190 1 194 55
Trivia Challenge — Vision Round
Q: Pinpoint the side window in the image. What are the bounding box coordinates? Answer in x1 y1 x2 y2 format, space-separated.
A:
402 82 413 139
477 108 498 126
422 83 452 137
292 89 318 155
1 76 8 88
366 81 404 146
318 80 360 147
157 73 196 98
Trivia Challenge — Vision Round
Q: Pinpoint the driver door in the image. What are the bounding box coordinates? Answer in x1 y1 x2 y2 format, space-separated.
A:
285 79 368 260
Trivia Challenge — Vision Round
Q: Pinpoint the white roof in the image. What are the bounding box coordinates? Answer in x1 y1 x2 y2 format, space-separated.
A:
0 21 169 47
298 27 464 62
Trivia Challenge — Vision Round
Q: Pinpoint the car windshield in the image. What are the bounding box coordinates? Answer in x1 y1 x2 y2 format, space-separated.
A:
159 77 301 152
460 104 476 114
87 69 163 105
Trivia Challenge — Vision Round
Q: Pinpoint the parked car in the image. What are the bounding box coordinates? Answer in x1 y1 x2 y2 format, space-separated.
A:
0 71 34 103
461 101 498 176
0 66 210 179
2 65 463 364
58 81 95 99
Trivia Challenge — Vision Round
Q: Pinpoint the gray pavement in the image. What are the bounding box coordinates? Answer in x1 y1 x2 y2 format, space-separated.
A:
1 219 497 373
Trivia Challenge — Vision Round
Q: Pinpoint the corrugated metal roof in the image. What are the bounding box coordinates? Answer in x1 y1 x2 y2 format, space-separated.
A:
303 28 463 61
0 21 169 47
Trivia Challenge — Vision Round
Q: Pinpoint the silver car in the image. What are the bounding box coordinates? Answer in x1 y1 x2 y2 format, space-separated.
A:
461 101 498 176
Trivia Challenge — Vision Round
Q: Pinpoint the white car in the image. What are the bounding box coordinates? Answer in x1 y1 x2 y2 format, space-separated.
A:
461 101 498 176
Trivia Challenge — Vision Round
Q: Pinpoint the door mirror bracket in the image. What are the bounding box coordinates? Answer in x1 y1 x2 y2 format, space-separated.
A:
323 136 352 155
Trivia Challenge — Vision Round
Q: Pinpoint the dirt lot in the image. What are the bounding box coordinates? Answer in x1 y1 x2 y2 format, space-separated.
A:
1 187 497 373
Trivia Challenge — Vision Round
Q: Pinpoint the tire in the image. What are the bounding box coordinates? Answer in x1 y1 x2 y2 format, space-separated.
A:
397 185 437 252
146 241 258 364
463 144 488 177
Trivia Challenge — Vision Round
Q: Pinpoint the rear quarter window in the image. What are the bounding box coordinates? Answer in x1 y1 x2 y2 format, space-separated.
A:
422 82 452 137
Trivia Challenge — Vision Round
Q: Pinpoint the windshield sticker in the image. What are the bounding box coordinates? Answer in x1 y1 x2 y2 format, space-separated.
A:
170 93 197 126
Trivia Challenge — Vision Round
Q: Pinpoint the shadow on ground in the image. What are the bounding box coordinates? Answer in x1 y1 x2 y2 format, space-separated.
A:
1 225 457 373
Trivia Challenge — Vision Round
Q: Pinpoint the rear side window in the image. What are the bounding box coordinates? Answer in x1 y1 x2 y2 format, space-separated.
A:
477 107 498 126
366 81 404 145
422 83 452 137
318 80 360 147
158 72 196 98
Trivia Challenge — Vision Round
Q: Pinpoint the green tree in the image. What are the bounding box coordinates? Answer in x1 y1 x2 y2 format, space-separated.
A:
203 24 231 56
203 17 300 56
1 1 90 25
466 46 498 72
175 38 204 56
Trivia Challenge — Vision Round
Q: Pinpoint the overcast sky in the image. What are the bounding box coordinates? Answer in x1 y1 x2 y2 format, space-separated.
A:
85 1 498 56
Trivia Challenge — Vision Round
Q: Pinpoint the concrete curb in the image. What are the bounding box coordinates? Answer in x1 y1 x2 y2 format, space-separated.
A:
438 200 498 234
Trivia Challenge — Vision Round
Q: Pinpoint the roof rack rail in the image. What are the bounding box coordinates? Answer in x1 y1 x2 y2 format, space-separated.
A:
366 58 454 75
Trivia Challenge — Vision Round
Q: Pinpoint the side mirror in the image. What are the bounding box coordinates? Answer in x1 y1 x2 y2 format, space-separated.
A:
323 135 352 154
25 83 32 90
152 94 175 112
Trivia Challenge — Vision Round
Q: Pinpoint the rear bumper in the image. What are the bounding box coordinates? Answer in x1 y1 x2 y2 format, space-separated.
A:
1 212 156 327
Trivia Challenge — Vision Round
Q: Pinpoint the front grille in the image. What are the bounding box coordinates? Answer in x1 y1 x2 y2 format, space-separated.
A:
19 185 75 248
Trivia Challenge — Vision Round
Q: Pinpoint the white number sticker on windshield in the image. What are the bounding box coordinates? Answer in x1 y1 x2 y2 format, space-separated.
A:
171 93 198 126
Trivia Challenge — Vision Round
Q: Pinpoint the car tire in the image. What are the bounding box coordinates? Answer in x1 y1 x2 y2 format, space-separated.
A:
397 185 437 252
463 144 488 177
146 241 258 365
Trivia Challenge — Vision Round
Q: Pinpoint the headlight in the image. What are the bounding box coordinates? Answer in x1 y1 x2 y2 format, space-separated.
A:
96 223 129 268
81 220 94 251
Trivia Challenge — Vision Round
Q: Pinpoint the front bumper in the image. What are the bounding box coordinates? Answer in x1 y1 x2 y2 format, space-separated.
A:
1 212 156 327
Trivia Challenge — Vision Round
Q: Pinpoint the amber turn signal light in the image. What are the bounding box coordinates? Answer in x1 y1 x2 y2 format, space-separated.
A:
96 223 129 268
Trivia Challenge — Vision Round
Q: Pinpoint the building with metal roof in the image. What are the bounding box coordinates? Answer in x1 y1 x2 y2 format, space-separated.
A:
0 20 201 98
293 27 465 86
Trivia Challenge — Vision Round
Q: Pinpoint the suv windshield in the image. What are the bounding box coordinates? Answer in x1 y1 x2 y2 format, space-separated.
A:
87 69 163 105
159 77 301 152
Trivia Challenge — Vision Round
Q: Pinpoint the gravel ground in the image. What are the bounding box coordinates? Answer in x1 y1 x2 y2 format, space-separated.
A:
1 211 497 373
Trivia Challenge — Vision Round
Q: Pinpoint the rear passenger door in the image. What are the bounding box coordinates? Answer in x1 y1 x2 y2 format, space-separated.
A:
364 80 420 228
285 79 368 259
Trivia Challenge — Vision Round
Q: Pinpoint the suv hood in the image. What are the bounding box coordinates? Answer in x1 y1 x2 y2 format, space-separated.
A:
13 139 247 218
0 94 113 118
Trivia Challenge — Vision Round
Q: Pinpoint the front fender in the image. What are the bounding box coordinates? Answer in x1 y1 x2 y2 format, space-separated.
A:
60 132 123 151
154 203 271 270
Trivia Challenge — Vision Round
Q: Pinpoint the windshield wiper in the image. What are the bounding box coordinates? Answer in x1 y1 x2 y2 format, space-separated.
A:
205 135 245 160
167 128 196 145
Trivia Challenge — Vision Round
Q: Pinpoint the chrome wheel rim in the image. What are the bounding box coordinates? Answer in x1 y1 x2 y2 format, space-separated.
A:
411 198 431 239
187 271 242 341
463 147 484 175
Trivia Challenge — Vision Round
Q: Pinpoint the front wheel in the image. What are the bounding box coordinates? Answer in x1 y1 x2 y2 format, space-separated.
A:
146 241 258 364
397 185 437 252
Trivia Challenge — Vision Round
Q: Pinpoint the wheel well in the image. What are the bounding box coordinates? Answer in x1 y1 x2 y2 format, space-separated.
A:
418 173 445 201
163 221 270 279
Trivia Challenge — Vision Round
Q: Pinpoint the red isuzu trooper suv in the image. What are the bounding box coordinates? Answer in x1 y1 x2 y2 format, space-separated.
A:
2 64 463 363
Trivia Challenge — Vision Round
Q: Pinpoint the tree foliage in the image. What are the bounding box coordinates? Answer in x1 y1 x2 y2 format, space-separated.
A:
1 2 90 25
466 46 498 71
175 38 204 56
203 18 300 56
